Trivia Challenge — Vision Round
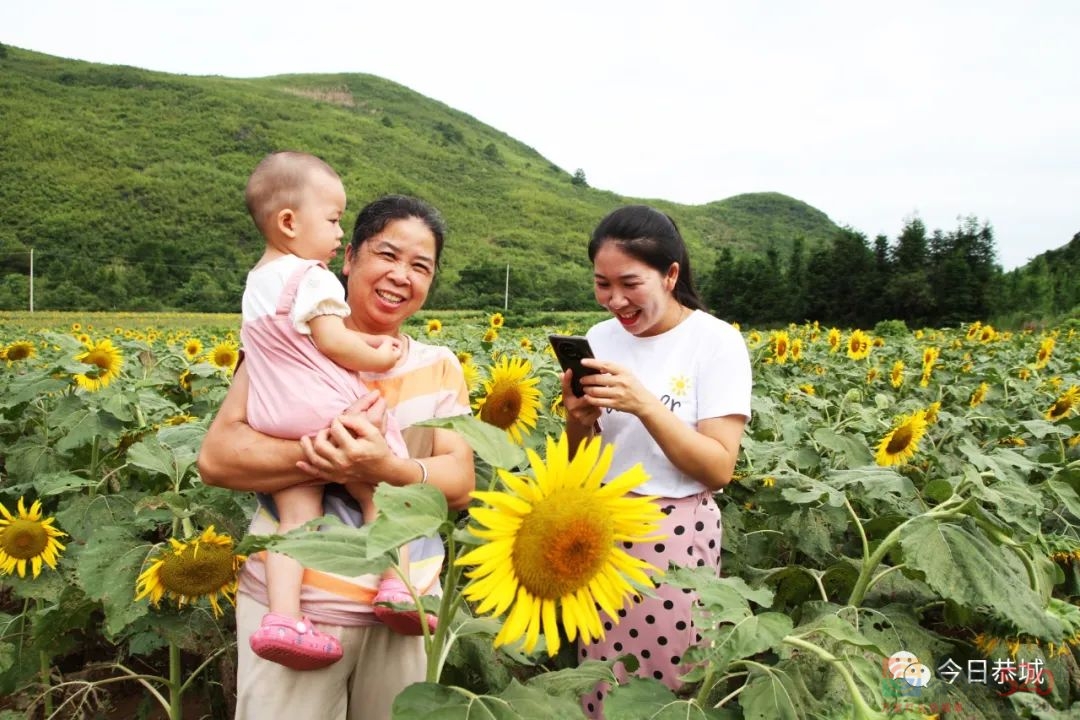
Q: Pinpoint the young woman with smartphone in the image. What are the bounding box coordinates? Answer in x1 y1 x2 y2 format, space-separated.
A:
559 205 752 719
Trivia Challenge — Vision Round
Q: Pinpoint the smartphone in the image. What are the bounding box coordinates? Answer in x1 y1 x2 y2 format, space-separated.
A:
548 334 600 397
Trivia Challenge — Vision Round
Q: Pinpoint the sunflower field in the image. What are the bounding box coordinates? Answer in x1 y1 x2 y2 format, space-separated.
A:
2 312 1080 719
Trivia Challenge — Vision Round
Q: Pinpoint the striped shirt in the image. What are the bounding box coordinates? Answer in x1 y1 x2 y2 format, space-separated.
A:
236 336 470 625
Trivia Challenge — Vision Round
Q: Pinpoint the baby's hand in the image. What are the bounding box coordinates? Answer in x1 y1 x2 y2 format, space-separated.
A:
363 334 403 372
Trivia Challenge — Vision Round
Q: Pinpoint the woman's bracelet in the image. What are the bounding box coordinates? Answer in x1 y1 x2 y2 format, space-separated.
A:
410 458 428 485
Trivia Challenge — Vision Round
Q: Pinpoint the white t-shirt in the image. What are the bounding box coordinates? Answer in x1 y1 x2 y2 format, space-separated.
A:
587 310 752 498
241 254 350 334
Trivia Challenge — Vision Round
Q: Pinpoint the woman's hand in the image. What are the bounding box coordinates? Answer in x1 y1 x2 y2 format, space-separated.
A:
560 368 602 428
297 392 393 485
576 358 659 419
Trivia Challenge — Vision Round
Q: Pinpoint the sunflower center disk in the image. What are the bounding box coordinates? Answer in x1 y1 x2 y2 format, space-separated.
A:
1 520 49 559
512 493 614 600
886 427 914 454
481 388 523 430
159 545 238 596
86 350 111 370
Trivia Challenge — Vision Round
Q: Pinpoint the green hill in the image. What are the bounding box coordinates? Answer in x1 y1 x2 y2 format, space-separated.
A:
0 45 841 312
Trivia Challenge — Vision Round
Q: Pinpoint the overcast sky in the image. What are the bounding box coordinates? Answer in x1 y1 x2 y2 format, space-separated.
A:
4 1 1078 270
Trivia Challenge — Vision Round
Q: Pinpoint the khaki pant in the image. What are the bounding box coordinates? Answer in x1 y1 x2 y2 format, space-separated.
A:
235 594 427 720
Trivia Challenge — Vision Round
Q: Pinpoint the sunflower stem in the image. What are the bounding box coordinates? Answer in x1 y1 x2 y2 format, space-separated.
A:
168 641 182 720
88 434 100 498
178 644 230 695
782 635 883 720
37 597 53 719
843 496 870 565
847 495 968 607
426 533 465 682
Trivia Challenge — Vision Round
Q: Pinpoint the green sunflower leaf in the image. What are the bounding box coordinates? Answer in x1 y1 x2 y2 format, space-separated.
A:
605 677 729 719
391 681 521 719
367 483 450 558
899 518 1064 639
126 431 198 483
76 526 153 638
261 524 389 577
1045 479 1080 521
417 414 527 471
500 679 598 718
812 428 874 468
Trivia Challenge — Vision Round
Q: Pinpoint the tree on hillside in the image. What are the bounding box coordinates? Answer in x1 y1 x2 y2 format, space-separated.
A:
928 217 998 323
886 218 935 326
804 228 876 326
571 169 588 188
785 237 809 321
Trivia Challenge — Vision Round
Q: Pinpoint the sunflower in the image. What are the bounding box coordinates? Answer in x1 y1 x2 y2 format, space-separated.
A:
183 337 204 361
979 325 997 343
969 382 989 408
71 322 82 332
456 432 665 655
460 360 480 395
207 340 239 373
474 355 542 444
4 340 36 362
890 360 905 389
747 330 762 347
76 333 91 345
1046 385 1080 422
846 330 871 360
426 319 442 336
875 410 929 467
482 328 499 343
924 401 941 424
798 384 815 395
0 497 67 578
1035 337 1055 369
921 346 939 369
74 338 124 392
134 526 245 617
866 366 879 384
790 338 803 362
519 337 533 351
771 331 790 364
163 413 199 426
965 322 982 341
827 328 841 353
489 312 505 329
550 392 567 419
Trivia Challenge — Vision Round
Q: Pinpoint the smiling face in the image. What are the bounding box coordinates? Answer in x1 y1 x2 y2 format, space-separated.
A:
342 217 437 336
289 171 347 263
592 241 684 337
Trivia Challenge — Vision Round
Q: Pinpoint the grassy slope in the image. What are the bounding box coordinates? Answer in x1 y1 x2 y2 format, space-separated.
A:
0 46 841 311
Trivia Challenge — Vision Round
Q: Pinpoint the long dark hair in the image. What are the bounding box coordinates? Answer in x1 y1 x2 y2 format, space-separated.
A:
349 194 446 267
588 205 707 311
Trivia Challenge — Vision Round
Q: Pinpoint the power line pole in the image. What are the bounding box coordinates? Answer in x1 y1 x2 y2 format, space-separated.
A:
504 263 509 311
29 247 34 312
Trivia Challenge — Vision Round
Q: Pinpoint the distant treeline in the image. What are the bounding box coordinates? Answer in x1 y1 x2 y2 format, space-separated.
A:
708 217 1080 329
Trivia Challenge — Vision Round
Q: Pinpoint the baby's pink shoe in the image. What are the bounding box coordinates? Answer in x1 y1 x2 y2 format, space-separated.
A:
373 577 438 636
249 612 342 670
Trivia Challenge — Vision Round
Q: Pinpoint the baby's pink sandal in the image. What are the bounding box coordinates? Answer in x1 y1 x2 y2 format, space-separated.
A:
249 612 342 671
373 577 438 636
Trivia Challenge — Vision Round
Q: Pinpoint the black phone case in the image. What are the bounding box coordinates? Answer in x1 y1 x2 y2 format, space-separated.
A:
548 334 599 397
